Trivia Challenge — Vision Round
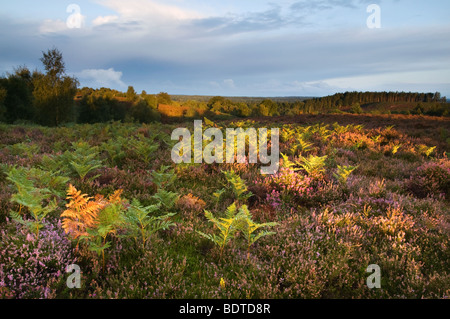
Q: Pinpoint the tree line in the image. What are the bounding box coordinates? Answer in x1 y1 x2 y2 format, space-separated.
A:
1 49 448 126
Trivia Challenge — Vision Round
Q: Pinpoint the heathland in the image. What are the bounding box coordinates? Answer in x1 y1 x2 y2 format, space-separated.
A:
0 114 449 299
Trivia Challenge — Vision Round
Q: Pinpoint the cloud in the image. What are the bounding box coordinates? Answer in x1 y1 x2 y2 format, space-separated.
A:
39 19 68 34
92 15 119 26
75 68 126 88
186 3 300 37
94 0 203 34
223 79 236 89
1 1 449 97
100 0 202 21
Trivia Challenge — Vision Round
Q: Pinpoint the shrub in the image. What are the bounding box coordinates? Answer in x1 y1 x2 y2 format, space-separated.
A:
0 219 76 299
406 159 450 199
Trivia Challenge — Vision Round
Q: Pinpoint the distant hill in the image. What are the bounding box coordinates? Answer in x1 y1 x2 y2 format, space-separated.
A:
170 95 312 104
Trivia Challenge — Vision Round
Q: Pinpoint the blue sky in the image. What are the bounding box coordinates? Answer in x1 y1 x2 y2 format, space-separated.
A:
1 0 449 97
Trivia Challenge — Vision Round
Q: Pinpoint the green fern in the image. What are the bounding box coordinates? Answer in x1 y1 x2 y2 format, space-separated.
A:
222 169 253 203
196 202 245 259
391 144 402 155
281 153 300 171
8 142 40 160
235 205 278 260
151 165 176 189
153 189 179 210
40 141 103 181
7 167 57 237
101 136 128 166
295 155 328 177
333 165 358 185
124 199 176 249
128 136 159 165
289 134 313 156
425 146 436 157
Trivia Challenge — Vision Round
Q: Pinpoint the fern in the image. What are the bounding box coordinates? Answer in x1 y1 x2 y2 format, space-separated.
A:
371 135 382 143
151 165 176 189
128 137 159 165
289 134 313 156
40 141 103 181
391 144 402 155
213 188 226 203
61 184 105 240
295 155 328 177
281 127 295 143
101 136 128 167
311 124 331 141
281 153 300 171
153 189 179 210
8 142 40 160
124 199 175 248
196 202 245 259
62 185 129 269
222 169 253 203
422 146 436 157
6 166 57 237
333 123 349 135
235 205 278 260
68 141 103 180
333 165 358 185
8 165 69 198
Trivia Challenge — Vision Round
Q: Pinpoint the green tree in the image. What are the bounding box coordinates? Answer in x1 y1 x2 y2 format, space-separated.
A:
156 92 172 105
130 99 161 123
126 86 137 102
258 103 270 116
0 66 35 123
33 48 78 126
0 87 6 121
351 103 363 114
260 99 279 116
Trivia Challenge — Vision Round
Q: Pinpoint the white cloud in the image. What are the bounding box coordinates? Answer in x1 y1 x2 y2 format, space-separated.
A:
223 79 236 89
97 0 203 30
39 19 68 34
76 68 126 88
39 13 87 34
92 15 119 26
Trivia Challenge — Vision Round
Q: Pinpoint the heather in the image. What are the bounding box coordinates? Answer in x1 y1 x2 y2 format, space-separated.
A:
0 115 449 299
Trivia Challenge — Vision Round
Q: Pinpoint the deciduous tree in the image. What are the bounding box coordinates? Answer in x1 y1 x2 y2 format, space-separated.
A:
33 48 78 126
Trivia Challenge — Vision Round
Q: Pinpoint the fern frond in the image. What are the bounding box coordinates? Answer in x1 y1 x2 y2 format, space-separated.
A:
61 184 104 239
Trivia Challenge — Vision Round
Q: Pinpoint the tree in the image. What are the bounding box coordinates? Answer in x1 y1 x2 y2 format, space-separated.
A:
126 86 137 102
130 99 161 123
156 92 172 105
0 66 35 123
0 87 6 121
260 99 279 116
351 103 363 114
33 48 78 126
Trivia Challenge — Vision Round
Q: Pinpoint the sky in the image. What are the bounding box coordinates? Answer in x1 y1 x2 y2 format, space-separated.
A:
1 0 450 97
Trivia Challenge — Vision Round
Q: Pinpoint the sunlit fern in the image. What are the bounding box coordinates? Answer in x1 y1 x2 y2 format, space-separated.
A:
295 154 328 177
196 202 245 259
222 169 253 203
61 184 105 241
333 165 358 185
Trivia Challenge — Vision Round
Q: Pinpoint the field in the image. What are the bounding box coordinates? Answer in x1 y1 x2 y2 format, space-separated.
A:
0 113 449 299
